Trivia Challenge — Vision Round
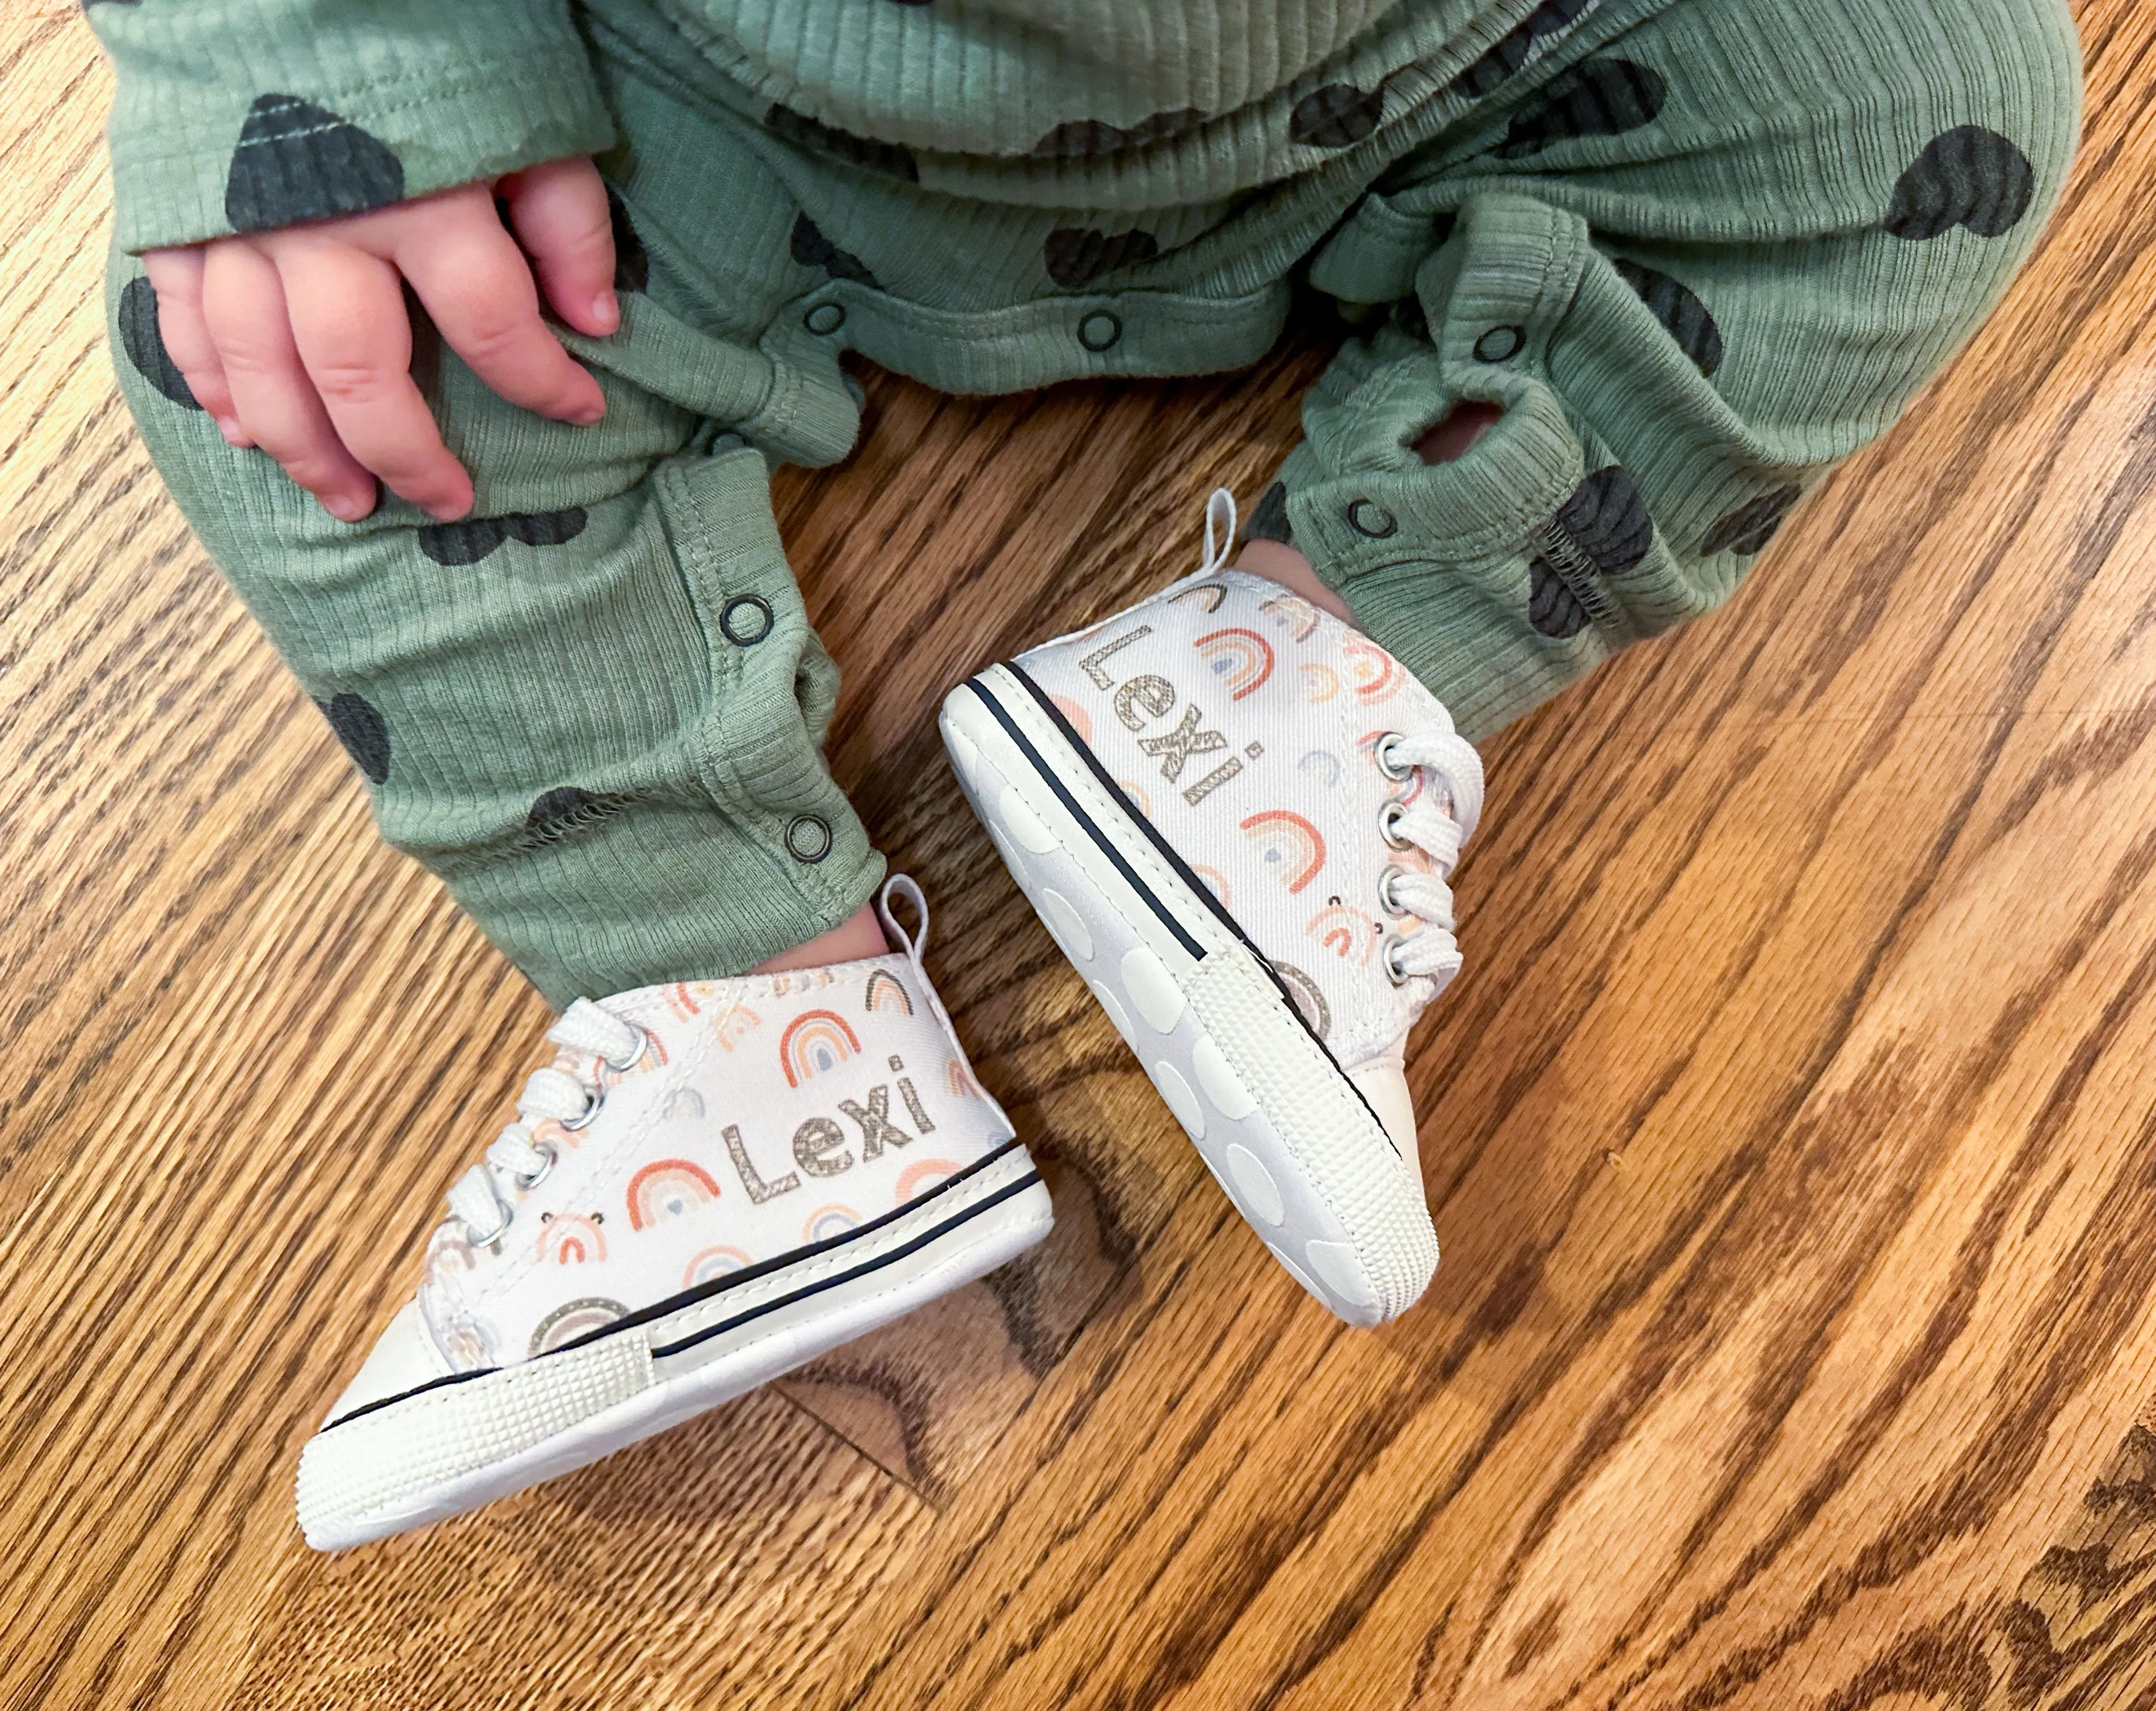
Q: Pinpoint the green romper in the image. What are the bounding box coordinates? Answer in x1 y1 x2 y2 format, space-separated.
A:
91 0 2082 1005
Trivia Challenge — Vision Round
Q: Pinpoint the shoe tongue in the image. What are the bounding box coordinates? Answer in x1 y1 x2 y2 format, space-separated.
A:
1346 1055 1420 1171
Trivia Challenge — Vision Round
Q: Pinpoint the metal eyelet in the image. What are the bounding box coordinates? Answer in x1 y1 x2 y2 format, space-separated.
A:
559 1082 605 1132
602 1024 651 1076
462 1197 513 1248
1382 934 1410 987
1373 731 1415 782
514 1139 558 1193
1379 798 1414 852
1378 863 1409 916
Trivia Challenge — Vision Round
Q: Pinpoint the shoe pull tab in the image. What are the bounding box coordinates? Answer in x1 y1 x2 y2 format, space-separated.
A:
876 872 930 971
1199 487 1238 576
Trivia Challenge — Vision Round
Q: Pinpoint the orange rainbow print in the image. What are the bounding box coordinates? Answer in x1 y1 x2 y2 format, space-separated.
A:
713 1001 761 1051
625 1158 722 1230
1306 903 1382 964
1241 810 1327 891
895 1158 961 1203
946 1056 981 1098
1342 635 1403 701
863 970 914 1015
805 1205 861 1242
1050 694 1093 744
1260 591 1321 641
665 983 702 1021
1301 661 1340 703
683 1245 753 1288
1194 626 1276 698
536 1213 607 1265
779 1009 862 1086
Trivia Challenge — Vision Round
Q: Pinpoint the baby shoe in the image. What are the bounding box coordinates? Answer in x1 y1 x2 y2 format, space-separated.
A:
938 492 1481 1325
296 876 1051 1550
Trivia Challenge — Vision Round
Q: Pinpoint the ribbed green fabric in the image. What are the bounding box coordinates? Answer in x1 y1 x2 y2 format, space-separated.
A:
95 0 2079 1000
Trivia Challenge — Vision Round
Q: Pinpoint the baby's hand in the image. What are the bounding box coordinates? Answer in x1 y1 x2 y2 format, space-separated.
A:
141 156 617 523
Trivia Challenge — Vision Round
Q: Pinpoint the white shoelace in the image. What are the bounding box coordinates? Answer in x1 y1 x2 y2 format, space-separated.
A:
1373 723 1484 988
445 999 646 1243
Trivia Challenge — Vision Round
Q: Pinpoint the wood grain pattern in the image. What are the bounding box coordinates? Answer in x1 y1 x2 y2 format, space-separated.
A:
5 2 2156 1706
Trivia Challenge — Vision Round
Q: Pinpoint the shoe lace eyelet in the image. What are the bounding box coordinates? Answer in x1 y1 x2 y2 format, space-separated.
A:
462 1199 513 1248
1379 798 1414 852
1382 934 1410 987
602 1023 651 1076
559 1083 605 1132
514 1139 558 1193
1374 731 1415 782
1378 863 1409 916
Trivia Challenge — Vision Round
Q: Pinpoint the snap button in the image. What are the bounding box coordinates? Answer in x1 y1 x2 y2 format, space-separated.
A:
1473 324 1526 363
1346 499 1397 538
785 814 833 863
719 595 774 646
803 301 846 335
1077 310 1122 352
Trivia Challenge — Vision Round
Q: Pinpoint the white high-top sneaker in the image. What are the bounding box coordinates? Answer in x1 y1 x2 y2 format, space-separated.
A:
295 876 1052 1550
938 492 1481 1325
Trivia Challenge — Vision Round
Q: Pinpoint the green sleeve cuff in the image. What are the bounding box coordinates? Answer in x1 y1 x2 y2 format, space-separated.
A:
90 0 616 253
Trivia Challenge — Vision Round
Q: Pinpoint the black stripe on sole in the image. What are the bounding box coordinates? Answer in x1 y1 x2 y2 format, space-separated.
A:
323 1137 1032 1431
651 1169 1043 1358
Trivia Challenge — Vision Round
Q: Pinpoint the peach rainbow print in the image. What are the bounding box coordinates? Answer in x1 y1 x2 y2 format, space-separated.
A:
536 1213 607 1265
1115 777 1153 819
1307 903 1382 964
805 1204 861 1242
1342 635 1403 702
1241 810 1327 892
863 970 915 1015
712 1001 761 1051
683 1245 753 1288
946 1056 981 1098
1260 591 1321 641
665 983 703 1021
1191 863 1232 908
895 1158 961 1203
779 1009 862 1085
1194 626 1276 698
1050 694 1093 744
625 1158 722 1230
1301 661 1341 703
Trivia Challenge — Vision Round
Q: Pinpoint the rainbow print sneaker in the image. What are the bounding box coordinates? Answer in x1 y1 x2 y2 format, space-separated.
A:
939 492 1481 1325
295 876 1051 1550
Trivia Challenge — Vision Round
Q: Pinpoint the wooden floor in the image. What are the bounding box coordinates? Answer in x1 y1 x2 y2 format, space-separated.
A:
8 5 2156 1707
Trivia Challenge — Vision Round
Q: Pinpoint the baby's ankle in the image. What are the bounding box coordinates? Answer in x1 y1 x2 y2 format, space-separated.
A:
751 901 887 972
1232 538 1355 624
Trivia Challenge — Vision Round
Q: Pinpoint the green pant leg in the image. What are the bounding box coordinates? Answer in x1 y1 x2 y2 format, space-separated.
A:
1271 0 2082 741
106 231 878 1006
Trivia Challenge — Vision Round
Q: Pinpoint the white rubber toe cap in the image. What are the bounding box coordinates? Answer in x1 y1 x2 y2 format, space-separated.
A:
1345 1055 1421 1174
323 1299 454 1427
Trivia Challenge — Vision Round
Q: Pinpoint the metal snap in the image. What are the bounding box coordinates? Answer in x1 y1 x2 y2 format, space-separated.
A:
1077 310 1122 352
1346 499 1397 538
1473 324 1526 363
803 301 846 335
720 594 774 646
785 814 833 863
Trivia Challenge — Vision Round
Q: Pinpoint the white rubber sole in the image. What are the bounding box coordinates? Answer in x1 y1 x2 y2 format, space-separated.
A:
941 664 1438 1326
297 1145 1051 1550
